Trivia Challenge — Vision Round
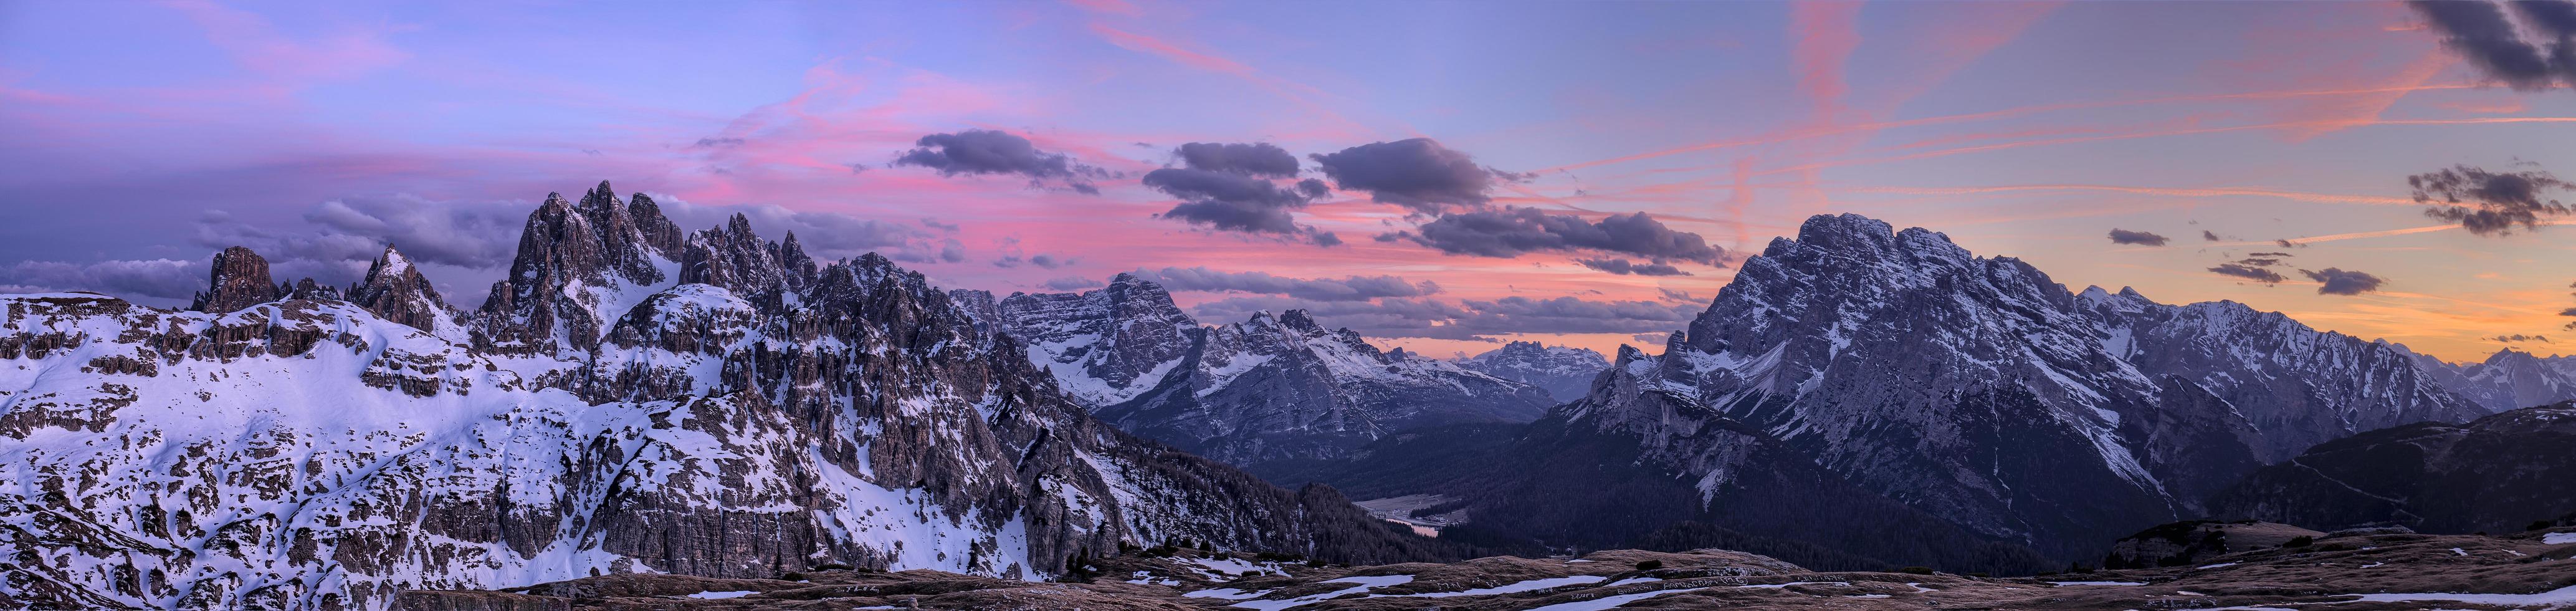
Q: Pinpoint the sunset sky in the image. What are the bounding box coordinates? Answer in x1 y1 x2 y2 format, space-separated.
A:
5 1 2575 362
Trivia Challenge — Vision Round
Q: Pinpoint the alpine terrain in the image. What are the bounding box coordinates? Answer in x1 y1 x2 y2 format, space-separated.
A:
1456 341 1609 403
978 274 1558 474
0 181 1467 610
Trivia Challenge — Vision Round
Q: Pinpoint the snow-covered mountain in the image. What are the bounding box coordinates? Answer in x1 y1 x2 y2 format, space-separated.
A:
1098 310 1556 470
985 274 1196 407
980 278 1557 473
1509 214 2486 559
1456 341 1607 402
2404 347 2576 412
0 181 1459 610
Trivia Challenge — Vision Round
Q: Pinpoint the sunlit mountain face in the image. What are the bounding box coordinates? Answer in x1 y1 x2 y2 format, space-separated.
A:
8 2 2576 610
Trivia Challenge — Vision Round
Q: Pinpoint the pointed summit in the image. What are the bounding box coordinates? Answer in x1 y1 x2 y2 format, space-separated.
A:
353 245 459 334
190 246 280 314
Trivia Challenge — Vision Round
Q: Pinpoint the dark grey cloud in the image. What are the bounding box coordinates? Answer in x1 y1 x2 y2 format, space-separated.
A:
993 253 1069 269
1309 138 1497 215
2299 267 2386 296
0 258 205 300
1041 276 1104 291
920 218 960 232
2409 163 2574 236
892 129 1111 195
2233 257 2289 267
1386 207 1724 266
1135 266 1439 301
2408 0 2576 90
2107 228 2170 246
1187 294 1695 341
2202 230 2224 242
694 137 746 148
1575 257 1692 276
2273 239 2309 248
1656 288 1704 304
1147 142 1337 246
2248 251 2295 257
2208 262 2288 284
1175 142 1300 177
2491 333 2554 343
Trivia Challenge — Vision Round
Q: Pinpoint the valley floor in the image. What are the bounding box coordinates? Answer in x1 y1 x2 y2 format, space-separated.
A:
394 527 2576 610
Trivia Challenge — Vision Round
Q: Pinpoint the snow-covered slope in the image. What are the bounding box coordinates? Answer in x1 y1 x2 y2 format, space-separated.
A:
1456 341 1607 402
0 183 1460 610
1556 214 2486 559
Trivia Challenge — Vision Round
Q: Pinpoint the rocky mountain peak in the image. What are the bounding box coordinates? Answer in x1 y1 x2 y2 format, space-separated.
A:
189 246 280 314
351 244 460 335
1458 340 1613 402
1277 309 1323 332
476 180 682 355
627 191 684 256
679 215 787 295
991 273 1200 407
779 231 818 287
1562 212 2485 559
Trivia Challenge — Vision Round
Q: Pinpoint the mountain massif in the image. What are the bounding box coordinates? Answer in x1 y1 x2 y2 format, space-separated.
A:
1456 341 1608 402
975 275 1558 474
1285 214 2518 570
0 182 1463 610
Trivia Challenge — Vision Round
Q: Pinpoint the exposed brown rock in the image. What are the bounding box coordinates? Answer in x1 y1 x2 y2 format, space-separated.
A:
189 246 280 314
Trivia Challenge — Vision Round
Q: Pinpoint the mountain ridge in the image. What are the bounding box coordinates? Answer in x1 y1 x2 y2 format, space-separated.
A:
0 181 1469 610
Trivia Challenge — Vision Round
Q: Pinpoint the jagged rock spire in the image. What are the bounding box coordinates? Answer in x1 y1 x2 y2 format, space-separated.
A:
190 246 279 314
476 182 678 355
353 244 458 333
628 191 684 256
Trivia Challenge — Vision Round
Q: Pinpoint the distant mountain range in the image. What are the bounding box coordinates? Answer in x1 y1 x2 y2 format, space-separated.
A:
965 274 1573 475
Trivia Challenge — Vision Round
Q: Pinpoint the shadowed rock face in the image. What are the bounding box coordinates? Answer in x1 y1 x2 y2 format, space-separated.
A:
190 245 280 314
2210 403 2576 534
0 181 1471 611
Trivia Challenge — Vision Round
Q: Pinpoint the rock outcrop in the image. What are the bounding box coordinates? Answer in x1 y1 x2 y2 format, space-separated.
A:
348 245 462 337
189 245 281 313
